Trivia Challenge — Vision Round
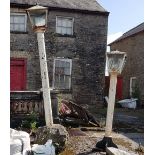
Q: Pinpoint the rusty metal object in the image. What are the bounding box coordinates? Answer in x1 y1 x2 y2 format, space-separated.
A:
59 100 100 127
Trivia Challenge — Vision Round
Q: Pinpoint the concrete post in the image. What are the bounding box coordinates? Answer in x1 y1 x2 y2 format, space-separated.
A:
37 32 53 127
105 72 117 137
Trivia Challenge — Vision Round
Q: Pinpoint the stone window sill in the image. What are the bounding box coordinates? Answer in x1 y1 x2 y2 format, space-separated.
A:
55 33 76 38
10 31 28 34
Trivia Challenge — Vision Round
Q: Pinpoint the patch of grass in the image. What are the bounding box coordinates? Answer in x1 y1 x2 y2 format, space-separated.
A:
135 145 144 155
59 148 75 155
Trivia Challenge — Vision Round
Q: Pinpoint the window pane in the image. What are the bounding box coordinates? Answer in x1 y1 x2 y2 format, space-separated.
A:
64 68 70 75
57 19 62 26
65 76 70 89
19 24 25 32
10 24 14 31
10 16 14 23
60 60 65 67
55 60 60 67
55 75 59 89
14 24 19 31
14 16 20 23
55 67 64 75
62 19 67 27
66 19 72 27
62 27 67 34
60 75 65 88
18 16 25 23
132 79 136 89
56 27 62 34
66 28 72 35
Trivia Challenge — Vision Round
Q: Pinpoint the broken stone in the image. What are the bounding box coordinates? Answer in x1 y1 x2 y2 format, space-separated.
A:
34 124 68 153
106 147 138 155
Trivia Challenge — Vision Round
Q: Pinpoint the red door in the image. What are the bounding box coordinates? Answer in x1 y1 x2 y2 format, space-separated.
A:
116 76 123 100
10 58 26 91
105 76 123 100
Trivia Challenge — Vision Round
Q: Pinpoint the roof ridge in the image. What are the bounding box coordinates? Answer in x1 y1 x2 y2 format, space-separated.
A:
108 22 144 46
123 22 144 36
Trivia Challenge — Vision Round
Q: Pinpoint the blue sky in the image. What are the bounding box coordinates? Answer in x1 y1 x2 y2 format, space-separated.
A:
97 0 144 44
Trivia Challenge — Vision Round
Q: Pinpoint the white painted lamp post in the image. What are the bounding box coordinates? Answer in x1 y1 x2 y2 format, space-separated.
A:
26 5 53 127
96 50 127 151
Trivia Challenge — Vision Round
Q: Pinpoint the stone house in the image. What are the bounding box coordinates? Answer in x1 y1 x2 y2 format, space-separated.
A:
109 23 144 105
10 0 109 105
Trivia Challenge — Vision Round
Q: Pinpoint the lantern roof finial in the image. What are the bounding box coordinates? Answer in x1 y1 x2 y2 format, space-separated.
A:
109 50 126 55
26 4 48 11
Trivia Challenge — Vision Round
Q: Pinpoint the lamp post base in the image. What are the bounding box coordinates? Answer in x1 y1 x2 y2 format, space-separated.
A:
94 136 118 152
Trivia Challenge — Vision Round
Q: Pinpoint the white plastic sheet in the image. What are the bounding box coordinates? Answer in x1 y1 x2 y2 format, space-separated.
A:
32 140 55 155
10 129 31 155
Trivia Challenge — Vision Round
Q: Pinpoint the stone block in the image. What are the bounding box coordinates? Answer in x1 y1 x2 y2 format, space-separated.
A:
106 147 137 155
34 125 68 153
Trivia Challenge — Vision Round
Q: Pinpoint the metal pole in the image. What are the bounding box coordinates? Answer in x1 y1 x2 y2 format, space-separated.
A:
37 32 53 127
105 72 117 137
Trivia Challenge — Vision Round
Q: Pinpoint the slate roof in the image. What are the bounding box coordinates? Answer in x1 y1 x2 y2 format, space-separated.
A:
109 22 144 46
10 0 108 14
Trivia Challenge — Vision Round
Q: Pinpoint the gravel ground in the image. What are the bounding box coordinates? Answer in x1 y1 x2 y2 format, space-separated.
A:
59 128 144 155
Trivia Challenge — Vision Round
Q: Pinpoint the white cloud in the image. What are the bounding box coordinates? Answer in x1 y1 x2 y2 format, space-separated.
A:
106 32 123 52
107 32 123 44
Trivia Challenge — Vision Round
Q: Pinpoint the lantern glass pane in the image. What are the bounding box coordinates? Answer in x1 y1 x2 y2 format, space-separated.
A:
31 13 46 27
107 54 124 73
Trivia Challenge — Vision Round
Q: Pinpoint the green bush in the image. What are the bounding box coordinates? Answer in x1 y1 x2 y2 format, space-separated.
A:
21 112 38 130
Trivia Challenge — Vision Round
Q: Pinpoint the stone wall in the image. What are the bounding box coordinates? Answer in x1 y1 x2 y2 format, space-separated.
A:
10 7 108 104
110 32 144 104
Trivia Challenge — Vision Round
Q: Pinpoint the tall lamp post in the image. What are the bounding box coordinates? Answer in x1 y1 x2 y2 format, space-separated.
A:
26 5 53 127
96 51 127 151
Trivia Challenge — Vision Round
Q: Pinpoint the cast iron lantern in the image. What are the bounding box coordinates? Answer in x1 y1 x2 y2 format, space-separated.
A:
26 5 48 32
107 50 127 74
95 50 127 152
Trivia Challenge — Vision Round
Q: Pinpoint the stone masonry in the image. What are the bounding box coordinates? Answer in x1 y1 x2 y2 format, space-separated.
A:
10 6 109 105
110 31 144 104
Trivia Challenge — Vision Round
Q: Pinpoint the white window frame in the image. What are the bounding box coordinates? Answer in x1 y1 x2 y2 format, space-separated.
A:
56 16 74 35
130 77 137 96
52 58 72 90
10 13 27 32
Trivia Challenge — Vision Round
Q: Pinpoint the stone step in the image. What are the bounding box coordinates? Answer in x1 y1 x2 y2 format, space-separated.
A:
106 147 137 155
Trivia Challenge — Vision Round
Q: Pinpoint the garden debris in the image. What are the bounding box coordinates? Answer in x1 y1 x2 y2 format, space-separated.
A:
59 100 100 127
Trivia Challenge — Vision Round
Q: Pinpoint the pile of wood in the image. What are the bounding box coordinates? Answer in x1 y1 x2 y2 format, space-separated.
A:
59 100 100 127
